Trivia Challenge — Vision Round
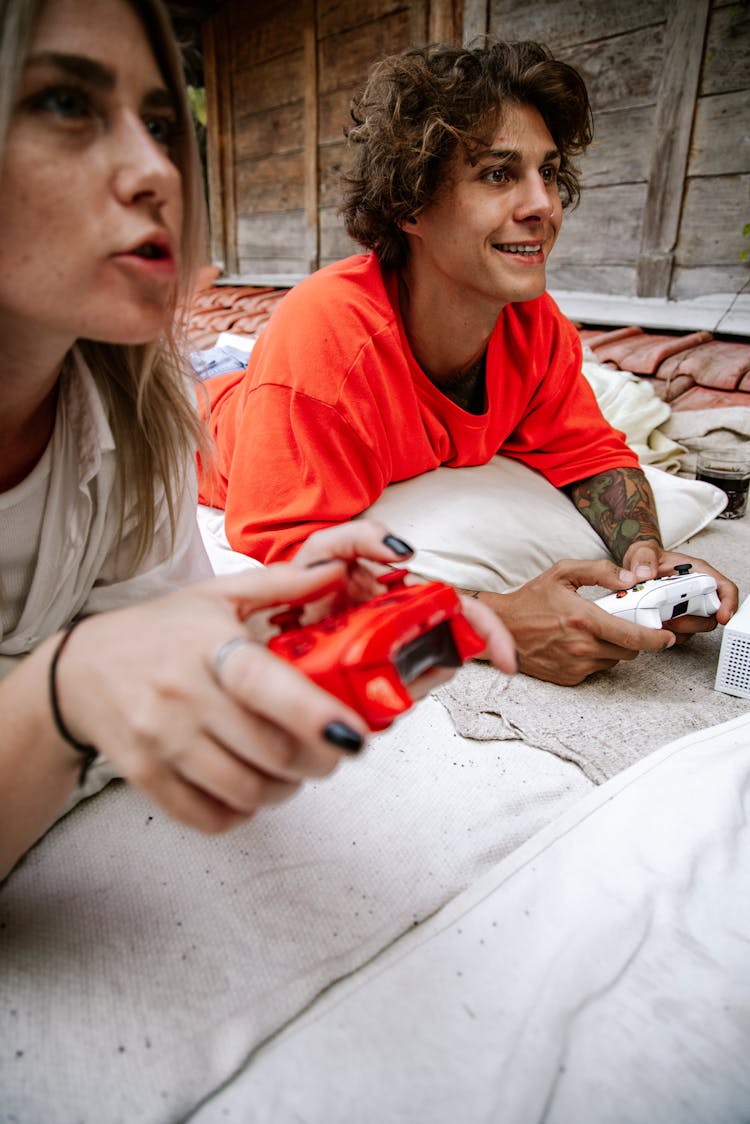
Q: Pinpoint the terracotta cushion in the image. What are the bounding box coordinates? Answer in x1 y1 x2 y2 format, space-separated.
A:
669 341 750 390
579 325 643 350
650 373 697 402
591 330 713 375
669 386 750 411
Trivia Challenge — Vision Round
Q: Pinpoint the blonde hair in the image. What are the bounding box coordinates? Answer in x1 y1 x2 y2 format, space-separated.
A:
0 0 207 562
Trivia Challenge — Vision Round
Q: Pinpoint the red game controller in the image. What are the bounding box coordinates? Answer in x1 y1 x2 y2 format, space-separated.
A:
268 569 485 730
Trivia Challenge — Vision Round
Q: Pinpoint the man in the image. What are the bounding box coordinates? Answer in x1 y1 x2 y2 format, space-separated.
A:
199 40 736 685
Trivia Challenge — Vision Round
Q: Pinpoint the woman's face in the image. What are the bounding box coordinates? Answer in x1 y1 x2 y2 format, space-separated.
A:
0 0 184 352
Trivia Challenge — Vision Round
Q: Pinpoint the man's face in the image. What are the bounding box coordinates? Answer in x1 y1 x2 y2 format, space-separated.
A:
405 102 563 313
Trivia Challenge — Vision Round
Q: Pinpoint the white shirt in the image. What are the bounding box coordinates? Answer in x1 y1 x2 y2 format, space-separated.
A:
0 350 212 679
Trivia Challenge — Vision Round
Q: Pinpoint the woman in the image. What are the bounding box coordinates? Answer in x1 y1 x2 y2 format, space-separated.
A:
0 0 515 879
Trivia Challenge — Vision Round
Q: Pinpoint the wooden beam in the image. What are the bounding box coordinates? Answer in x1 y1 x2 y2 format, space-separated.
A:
462 0 488 45
428 0 460 44
303 0 320 274
203 5 238 273
410 0 429 46
636 0 711 298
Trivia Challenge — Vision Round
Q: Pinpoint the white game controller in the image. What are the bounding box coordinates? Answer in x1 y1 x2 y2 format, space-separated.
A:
594 564 720 629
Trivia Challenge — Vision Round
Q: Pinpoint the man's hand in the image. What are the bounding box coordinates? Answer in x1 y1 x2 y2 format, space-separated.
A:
473 559 676 686
620 543 738 639
569 465 738 646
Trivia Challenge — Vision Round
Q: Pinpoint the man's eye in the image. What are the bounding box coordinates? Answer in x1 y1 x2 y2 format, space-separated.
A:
485 168 509 184
541 166 559 184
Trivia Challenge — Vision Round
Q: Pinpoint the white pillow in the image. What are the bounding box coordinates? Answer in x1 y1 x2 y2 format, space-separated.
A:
196 504 264 575
362 458 727 593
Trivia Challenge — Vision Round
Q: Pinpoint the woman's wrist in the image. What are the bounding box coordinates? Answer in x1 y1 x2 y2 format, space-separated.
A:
47 622 99 785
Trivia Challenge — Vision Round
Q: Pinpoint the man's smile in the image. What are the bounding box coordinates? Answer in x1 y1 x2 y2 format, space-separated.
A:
493 242 542 255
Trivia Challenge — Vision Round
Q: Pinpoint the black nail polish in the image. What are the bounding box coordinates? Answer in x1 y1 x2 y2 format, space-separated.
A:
323 721 364 753
383 534 413 556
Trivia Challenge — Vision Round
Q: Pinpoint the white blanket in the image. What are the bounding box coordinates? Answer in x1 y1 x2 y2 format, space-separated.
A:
193 712 750 1124
0 699 590 1124
582 351 686 472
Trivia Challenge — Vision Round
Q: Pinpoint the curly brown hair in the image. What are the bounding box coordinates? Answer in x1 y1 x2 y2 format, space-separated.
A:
342 40 593 269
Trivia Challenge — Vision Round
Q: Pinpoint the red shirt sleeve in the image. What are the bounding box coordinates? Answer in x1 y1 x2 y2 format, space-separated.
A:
496 297 640 485
222 381 390 562
197 266 401 562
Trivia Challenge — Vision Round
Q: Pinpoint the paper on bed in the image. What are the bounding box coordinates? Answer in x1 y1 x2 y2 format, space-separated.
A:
199 711 750 1124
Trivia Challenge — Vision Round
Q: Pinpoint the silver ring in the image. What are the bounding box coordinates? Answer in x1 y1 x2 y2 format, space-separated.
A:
212 637 253 684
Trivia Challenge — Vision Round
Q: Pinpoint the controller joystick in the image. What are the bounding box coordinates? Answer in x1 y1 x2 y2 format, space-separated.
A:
268 569 485 729
594 565 719 629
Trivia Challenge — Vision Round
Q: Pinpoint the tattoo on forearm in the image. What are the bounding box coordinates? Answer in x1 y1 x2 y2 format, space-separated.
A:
570 468 662 564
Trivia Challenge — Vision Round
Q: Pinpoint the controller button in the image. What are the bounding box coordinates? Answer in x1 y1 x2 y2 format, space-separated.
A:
365 676 405 712
674 563 692 575
290 638 315 656
376 568 410 589
269 607 304 631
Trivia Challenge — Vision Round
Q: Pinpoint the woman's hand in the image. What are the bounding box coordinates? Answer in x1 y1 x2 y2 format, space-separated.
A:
1 521 517 878
292 518 416 607
54 562 374 835
292 520 517 696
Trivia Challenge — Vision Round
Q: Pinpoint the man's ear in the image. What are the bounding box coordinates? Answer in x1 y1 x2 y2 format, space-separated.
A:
397 214 420 235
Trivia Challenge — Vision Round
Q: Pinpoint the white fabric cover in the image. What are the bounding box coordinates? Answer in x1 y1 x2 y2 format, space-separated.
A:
0 698 590 1124
197 502 263 574
194 711 750 1124
580 350 686 471
362 458 727 593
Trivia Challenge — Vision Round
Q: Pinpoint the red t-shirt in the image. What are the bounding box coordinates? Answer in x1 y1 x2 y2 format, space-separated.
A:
198 253 638 562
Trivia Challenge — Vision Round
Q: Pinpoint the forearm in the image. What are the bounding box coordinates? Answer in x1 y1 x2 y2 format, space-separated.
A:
0 636 81 880
569 467 662 565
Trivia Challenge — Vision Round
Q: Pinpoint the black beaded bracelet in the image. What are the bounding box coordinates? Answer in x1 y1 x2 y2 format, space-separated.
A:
48 621 98 786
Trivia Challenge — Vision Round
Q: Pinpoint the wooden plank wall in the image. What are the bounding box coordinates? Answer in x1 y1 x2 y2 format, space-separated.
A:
486 0 750 301
316 0 417 267
675 0 750 298
205 0 423 278
205 0 750 300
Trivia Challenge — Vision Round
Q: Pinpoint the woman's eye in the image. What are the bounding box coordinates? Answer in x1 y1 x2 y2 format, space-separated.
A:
144 114 179 148
32 86 91 120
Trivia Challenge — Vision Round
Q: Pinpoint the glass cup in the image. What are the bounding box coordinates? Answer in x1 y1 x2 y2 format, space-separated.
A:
695 448 750 519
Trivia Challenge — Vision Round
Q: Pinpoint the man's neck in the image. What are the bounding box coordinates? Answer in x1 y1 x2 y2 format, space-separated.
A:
396 263 501 387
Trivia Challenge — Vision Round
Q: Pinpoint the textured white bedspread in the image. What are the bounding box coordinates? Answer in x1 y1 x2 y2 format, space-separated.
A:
193 711 750 1124
2 707 747 1123
0 698 589 1124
